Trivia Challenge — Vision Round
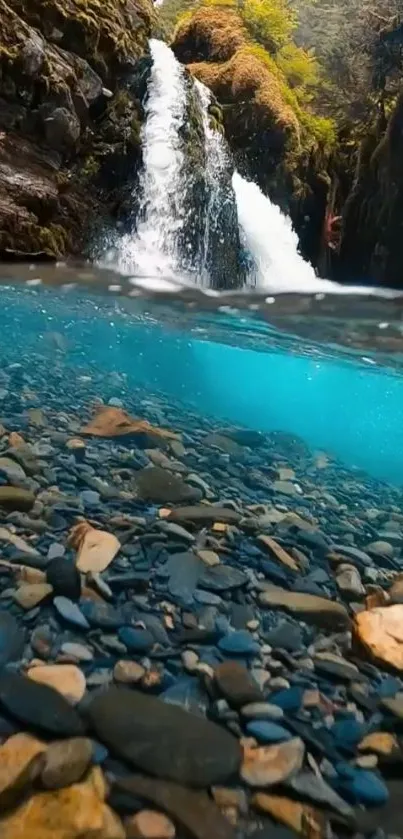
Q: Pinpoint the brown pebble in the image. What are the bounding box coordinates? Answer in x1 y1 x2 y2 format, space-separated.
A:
125 810 176 839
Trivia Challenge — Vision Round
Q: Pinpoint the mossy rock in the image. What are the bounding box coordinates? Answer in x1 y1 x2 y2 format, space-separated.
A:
6 0 157 80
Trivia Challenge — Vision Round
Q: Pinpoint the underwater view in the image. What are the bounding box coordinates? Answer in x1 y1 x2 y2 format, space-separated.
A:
3 1 403 839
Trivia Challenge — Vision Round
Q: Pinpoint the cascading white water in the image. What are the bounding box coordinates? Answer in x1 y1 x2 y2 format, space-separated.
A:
107 38 378 294
112 39 188 279
195 81 233 283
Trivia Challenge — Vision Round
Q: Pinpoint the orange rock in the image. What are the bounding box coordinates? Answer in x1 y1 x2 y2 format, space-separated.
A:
212 522 228 533
69 521 120 574
81 406 179 441
257 535 299 573
354 604 403 671
13 583 53 610
125 810 176 839
0 732 45 809
27 664 86 705
9 432 25 448
0 767 125 839
358 732 399 756
252 793 326 836
241 739 305 787
14 566 46 584
113 661 145 684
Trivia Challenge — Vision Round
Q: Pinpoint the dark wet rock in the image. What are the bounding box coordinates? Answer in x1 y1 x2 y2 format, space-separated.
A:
215 661 263 708
80 599 125 629
259 588 349 630
46 557 81 601
168 505 241 525
31 624 54 659
218 630 260 656
331 719 366 752
41 736 93 788
380 694 403 718
268 687 304 713
86 686 241 786
163 551 204 606
230 603 255 630
0 671 85 736
113 775 236 839
200 564 247 591
118 627 154 652
0 611 25 666
135 467 201 504
330 544 374 567
332 766 389 807
54 596 90 630
313 653 364 682
0 487 35 511
263 620 303 652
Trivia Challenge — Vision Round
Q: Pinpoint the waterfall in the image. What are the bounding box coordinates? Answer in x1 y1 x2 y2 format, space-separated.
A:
107 38 366 294
112 39 188 279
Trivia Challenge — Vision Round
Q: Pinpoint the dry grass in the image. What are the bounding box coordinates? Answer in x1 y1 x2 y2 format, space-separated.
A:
174 6 246 62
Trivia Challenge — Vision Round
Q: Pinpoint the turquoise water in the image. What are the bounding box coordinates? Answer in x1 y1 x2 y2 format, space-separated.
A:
3 281 403 485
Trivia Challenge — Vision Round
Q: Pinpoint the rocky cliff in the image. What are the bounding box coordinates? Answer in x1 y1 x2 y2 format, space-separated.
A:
0 0 156 259
172 4 334 267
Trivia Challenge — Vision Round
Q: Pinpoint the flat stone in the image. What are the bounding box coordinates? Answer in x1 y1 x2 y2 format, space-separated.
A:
47 559 81 601
136 468 201 504
196 549 220 567
113 661 146 684
272 481 299 496
246 721 292 744
286 770 355 819
0 611 25 665
0 732 45 809
313 653 362 681
218 631 260 656
118 627 154 652
0 457 27 481
354 604 403 671
0 766 124 839
204 432 243 456
0 487 35 511
54 596 90 630
0 526 41 557
80 600 124 629
388 577 403 604
0 671 85 736
241 738 305 787
81 406 179 443
125 810 176 839
27 664 86 705
259 588 349 630
114 775 235 839
215 662 263 708
168 506 241 525
200 565 247 591
163 552 204 606
86 687 241 787
13 583 53 610
41 737 93 789
366 540 394 559
333 766 388 806
263 620 303 652
330 544 374 567
252 793 326 836
61 643 94 662
336 565 365 599
257 536 299 572
69 522 120 573
241 702 284 721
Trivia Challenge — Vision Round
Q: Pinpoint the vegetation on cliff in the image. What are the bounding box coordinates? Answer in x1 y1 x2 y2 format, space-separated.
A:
0 0 156 257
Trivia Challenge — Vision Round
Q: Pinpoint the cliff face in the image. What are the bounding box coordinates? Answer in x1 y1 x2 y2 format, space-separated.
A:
339 94 403 287
171 5 333 267
0 0 156 258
